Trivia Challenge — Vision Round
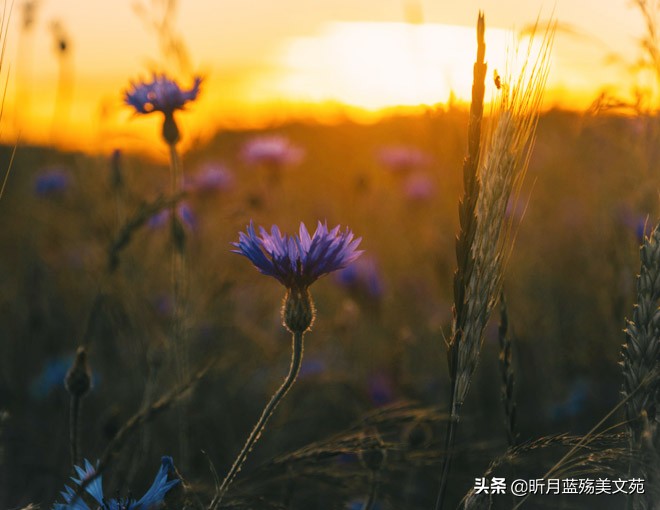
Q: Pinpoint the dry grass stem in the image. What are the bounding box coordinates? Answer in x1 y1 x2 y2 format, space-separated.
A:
107 191 185 272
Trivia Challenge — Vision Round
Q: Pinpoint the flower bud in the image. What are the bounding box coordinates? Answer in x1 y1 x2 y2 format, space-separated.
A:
282 287 315 333
65 346 91 398
162 113 180 146
358 433 387 472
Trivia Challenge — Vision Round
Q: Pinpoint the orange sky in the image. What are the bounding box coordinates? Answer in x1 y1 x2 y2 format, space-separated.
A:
2 0 654 153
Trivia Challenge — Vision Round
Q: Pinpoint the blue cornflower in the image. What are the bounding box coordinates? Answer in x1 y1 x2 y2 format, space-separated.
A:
54 457 179 510
124 74 202 116
233 221 363 290
30 354 73 399
335 256 384 299
34 167 70 196
124 73 202 145
241 135 304 168
147 202 197 231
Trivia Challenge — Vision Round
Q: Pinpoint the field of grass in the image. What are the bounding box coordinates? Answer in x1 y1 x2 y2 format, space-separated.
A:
0 100 658 509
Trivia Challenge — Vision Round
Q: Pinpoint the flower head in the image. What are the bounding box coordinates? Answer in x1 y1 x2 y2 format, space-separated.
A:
241 135 304 167
187 163 234 193
377 145 431 173
148 202 197 231
34 167 70 196
124 74 202 116
233 221 362 290
403 173 436 201
335 256 384 299
53 457 179 510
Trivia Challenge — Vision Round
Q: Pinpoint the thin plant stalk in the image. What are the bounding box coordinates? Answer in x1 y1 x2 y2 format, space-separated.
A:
168 141 190 470
498 293 517 447
212 330 304 508
435 12 487 510
362 470 381 510
69 395 81 466
65 347 91 468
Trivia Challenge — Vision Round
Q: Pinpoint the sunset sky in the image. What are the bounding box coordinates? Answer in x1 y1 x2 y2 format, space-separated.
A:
2 0 653 152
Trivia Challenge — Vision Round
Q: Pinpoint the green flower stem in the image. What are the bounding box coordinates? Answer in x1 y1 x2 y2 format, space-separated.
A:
168 141 190 469
214 330 304 507
362 470 381 510
69 395 81 466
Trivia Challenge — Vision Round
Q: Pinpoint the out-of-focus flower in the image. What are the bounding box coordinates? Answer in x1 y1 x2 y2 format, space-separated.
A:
53 457 179 510
618 205 651 244
241 135 304 167
151 294 174 318
34 167 70 196
148 202 197 231
124 74 202 116
124 73 202 145
335 256 384 299
377 145 431 173
233 221 362 290
30 354 73 398
298 356 326 378
505 196 527 221
403 173 436 201
187 163 234 193
368 372 395 407
347 500 383 510
547 379 591 421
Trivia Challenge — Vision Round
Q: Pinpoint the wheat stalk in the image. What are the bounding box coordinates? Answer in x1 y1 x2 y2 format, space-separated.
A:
436 16 554 509
436 13 487 508
498 292 517 447
622 221 660 509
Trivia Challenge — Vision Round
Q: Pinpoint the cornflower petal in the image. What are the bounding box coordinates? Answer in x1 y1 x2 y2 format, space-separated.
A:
135 456 180 509
298 222 313 252
71 459 103 505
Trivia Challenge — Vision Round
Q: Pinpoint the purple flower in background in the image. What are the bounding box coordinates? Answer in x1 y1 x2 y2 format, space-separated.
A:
125 74 202 115
241 135 304 167
178 202 197 229
233 221 362 290
403 173 436 201
34 167 70 196
298 356 327 378
147 210 169 229
618 206 651 244
188 163 234 192
636 218 651 243
548 380 591 421
54 457 179 510
505 196 527 221
335 256 384 299
377 145 431 173
368 372 395 407
347 501 382 510
30 354 73 398
148 202 197 230
151 294 174 318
